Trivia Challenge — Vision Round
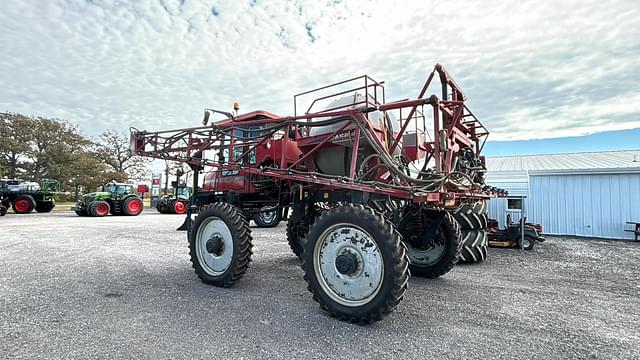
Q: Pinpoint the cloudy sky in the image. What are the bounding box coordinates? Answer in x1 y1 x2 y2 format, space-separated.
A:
1 0 639 145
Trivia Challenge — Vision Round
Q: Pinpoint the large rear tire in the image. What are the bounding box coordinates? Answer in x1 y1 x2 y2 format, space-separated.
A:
12 195 35 214
302 205 409 324
397 209 461 278
189 203 253 287
123 197 143 216
454 201 489 264
459 230 488 263
35 199 56 213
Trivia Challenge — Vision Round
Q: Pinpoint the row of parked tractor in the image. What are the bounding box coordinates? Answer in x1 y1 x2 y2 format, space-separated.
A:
0 177 284 229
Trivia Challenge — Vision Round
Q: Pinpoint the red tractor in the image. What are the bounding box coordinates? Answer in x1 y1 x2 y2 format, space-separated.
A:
131 64 502 323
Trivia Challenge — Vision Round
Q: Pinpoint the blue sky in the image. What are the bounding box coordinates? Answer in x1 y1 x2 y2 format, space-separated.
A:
0 0 639 154
485 128 640 157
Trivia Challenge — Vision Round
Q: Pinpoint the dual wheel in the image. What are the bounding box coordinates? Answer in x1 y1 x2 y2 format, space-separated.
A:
76 197 143 217
191 203 459 323
454 201 489 263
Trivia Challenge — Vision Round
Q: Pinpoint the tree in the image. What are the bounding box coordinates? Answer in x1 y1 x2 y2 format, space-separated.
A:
27 117 92 181
96 130 151 182
163 160 185 195
66 152 108 199
0 113 32 178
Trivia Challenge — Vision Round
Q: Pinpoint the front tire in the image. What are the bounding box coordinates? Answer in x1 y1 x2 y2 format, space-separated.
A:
523 235 535 250
302 205 409 324
173 200 188 214
89 201 110 217
189 203 253 287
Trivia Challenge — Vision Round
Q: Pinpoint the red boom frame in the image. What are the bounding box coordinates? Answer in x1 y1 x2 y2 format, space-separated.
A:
131 64 498 207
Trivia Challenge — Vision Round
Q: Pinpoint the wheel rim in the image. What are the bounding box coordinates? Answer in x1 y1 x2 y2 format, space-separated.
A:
96 203 109 216
406 240 446 266
524 238 532 249
128 199 141 213
258 206 277 224
399 213 447 266
313 224 384 307
174 201 186 214
15 199 30 213
195 217 234 276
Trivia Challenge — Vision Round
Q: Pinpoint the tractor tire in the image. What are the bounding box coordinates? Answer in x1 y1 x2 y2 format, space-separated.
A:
459 230 488 263
89 201 110 217
122 197 143 216
453 202 488 230
253 206 281 228
189 203 253 287
35 200 56 213
523 235 535 250
454 200 489 264
286 207 311 259
302 205 409 324
173 200 188 214
75 209 89 217
12 195 35 214
0 205 7 216
398 210 462 278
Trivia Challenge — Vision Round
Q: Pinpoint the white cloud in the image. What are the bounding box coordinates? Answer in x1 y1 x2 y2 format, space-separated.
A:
0 0 639 141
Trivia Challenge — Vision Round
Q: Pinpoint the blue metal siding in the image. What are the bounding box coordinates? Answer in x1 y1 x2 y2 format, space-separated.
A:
529 174 640 239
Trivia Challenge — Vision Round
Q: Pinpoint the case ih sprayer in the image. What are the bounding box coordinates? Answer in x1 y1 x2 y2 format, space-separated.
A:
131 64 503 323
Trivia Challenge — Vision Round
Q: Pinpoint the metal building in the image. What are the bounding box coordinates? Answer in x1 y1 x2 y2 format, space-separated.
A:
485 150 640 240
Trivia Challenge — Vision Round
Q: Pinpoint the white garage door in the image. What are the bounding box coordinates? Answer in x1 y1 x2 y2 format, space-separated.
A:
528 174 640 239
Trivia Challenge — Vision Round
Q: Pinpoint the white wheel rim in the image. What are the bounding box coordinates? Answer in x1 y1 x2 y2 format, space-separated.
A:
258 206 277 224
313 224 384 307
195 217 233 276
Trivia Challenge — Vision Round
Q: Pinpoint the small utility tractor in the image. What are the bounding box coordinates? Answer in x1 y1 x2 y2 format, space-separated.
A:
0 178 59 214
487 215 544 250
72 181 144 217
131 63 503 323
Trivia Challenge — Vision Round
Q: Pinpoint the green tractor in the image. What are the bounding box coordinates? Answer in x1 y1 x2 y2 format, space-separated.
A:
157 185 192 214
72 181 144 217
0 178 59 214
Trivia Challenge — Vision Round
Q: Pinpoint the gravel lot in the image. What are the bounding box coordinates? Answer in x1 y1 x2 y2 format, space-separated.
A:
1 211 639 359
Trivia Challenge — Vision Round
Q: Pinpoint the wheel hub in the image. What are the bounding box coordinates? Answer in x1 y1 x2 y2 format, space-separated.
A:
335 252 359 275
314 224 384 306
206 235 225 256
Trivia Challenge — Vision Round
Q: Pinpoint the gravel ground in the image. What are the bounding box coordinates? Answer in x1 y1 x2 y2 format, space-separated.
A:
1 211 639 359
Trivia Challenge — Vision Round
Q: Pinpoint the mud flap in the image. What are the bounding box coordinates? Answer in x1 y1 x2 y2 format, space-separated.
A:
176 215 191 231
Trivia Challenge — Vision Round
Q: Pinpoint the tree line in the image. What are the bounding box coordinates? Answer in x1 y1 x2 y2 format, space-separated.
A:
0 112 151 197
